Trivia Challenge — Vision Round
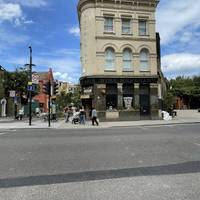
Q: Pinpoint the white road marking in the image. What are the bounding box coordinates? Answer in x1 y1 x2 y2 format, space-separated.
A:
193 143 200 146
0 129 16 136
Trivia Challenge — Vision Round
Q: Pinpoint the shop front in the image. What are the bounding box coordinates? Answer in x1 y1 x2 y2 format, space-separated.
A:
80 76 161 121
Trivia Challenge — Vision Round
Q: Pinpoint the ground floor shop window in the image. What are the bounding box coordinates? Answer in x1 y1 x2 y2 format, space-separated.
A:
123 84 134 109
106 84 118 110
106 94 117 110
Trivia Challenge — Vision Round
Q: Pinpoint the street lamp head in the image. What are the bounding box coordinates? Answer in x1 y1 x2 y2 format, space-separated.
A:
29 46 32 53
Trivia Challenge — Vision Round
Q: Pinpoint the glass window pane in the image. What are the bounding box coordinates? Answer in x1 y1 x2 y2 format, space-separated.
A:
105 17 113 32
140 49 149 71
140 61 148 71
123 49 132 71
139 20 147 35
122 19 131 34
105 48 115 70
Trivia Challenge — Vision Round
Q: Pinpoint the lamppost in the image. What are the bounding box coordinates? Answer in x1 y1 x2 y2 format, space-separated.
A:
29 46 32 126
25 47 35 125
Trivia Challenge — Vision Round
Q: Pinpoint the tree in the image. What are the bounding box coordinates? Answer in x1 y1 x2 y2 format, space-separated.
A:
169 76 200 109
4 67 39 105
163 91 175 111
56 90 81 112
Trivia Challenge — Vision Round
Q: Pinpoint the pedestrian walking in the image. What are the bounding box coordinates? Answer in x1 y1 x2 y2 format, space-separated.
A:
18 107 24 120
64 107 69 123
79 107 86 124
91 107 99 126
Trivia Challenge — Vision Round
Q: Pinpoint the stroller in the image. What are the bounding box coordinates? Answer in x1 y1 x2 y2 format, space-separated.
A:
69 112 80 124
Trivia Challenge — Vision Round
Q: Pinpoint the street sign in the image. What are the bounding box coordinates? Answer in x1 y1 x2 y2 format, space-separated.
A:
32 73 39 84
27 85 35 92
9 90 16 97
28 82 32 86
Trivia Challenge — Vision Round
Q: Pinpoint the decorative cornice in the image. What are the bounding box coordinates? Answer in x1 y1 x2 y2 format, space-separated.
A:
78 0 159 18
96 35 156 42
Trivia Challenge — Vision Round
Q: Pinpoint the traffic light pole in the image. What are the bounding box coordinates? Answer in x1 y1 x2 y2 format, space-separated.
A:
48 81 51 127
29 46 32 126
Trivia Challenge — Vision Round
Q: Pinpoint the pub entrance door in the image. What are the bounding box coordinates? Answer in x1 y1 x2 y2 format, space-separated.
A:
139 84 150 120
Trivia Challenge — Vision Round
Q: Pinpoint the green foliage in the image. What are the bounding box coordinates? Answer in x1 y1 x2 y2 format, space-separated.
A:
170 76 200 97
4 67 39 102
167 76 200 109
163 91 175 111
56 90 81 112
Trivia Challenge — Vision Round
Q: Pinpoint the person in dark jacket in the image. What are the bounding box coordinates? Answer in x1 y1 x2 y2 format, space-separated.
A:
91 107 99 126
79 107 86 124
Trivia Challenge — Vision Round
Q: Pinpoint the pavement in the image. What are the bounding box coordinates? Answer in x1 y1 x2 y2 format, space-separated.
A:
0 109 199 129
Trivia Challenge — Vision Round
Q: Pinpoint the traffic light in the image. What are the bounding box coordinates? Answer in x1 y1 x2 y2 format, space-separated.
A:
43 81 50 95
53 81 59 95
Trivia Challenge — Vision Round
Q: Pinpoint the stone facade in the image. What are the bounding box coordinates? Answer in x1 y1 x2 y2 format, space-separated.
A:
78 0 165 121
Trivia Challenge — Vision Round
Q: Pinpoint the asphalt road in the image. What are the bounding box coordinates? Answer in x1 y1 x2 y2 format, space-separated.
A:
0 124 200 200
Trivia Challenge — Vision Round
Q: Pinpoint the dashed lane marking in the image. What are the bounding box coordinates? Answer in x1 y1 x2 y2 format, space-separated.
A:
0 132 7 136
0 129 16 136
193 143 200 146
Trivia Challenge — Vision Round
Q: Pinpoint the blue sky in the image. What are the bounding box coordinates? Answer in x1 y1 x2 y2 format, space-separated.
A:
0 0 200 83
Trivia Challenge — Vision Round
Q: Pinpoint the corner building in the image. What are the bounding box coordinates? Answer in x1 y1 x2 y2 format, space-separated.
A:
78 0 165 121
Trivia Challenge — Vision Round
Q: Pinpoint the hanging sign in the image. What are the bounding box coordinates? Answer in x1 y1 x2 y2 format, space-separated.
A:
123 97 133 109
9 90 16 97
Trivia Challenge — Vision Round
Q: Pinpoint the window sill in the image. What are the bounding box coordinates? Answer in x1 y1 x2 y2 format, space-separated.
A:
104 31 115 35
139 34 150 37
122 70 134 72
104 70 116 72
122 33 133 36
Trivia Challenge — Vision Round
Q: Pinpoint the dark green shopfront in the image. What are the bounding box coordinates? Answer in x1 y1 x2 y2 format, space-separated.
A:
80 75 162 121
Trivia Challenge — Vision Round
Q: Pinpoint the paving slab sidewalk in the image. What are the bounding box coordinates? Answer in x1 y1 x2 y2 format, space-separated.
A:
0 110 199 129
0 118 200 130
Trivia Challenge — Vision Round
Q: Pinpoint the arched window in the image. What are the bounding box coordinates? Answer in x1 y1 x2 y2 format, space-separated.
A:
140 49 149 71
105 48 115 70
123 48 132 71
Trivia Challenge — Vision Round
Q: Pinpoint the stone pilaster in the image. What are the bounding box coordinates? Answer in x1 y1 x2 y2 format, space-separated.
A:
117 83 123 110
134 83 140 110
94 84 106 111
150 83 159 119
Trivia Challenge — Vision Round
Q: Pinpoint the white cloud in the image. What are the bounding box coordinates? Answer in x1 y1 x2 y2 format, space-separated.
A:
6 0 47 8
157 0 200 44
53 72 77 83
0 1 35 26
0 3 22 21
162 53 200 76
23 19 34 24
3 49 81 83
69 26 80 37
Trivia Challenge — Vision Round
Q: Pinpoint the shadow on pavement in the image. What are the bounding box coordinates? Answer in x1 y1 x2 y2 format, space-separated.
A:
0 161 200 188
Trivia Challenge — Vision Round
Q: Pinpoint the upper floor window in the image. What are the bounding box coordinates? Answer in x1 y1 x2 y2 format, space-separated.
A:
140 49 149 71
122 19 131 34
104 17 113 32
139 20 147 36
123 49 132 71
105 48 115 70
